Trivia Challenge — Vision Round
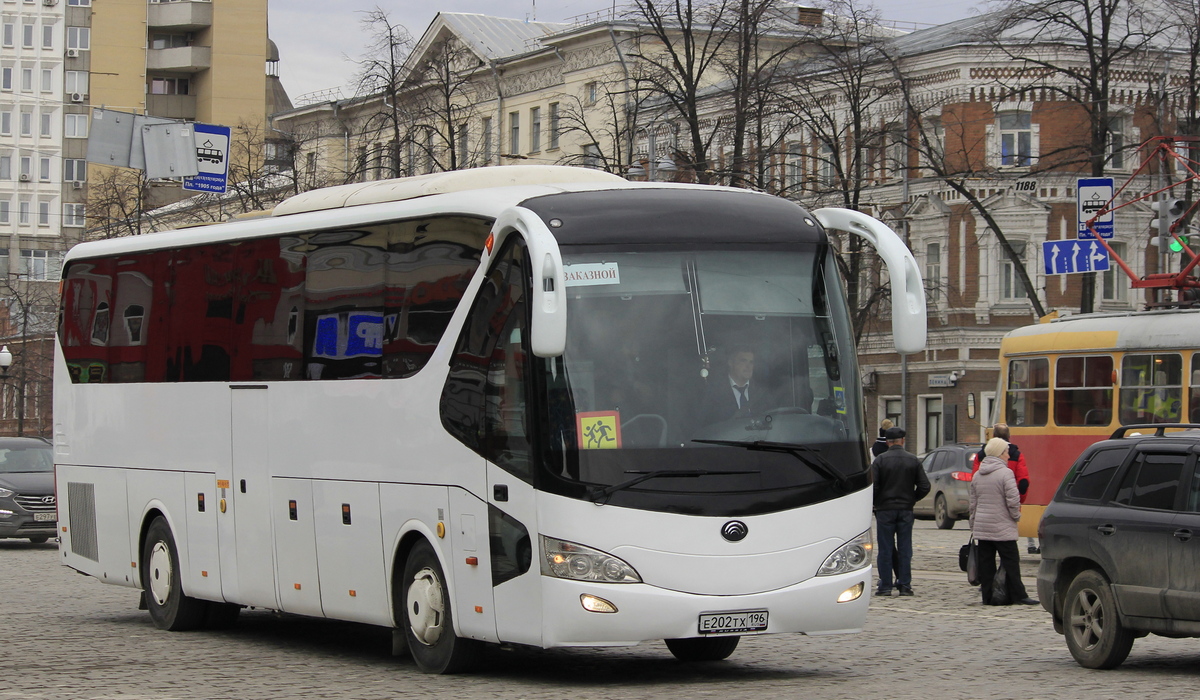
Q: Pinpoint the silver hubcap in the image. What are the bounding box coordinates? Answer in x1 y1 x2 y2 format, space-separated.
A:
1069 588 1104 650
148 541 173 607
406 567 445 646
935 497 947 521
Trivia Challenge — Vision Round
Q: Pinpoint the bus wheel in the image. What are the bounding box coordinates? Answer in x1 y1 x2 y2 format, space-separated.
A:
401 539 483 674
1064 569 1134 669
665 636 740 662
27 535 50 544
934 495 956 530
141 516 207 631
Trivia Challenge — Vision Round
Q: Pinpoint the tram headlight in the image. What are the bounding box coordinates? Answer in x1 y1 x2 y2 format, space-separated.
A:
540 536 641 583
817 530 873 576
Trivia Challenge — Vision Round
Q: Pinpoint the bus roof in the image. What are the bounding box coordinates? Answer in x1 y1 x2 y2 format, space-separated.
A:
1001 308 1200 356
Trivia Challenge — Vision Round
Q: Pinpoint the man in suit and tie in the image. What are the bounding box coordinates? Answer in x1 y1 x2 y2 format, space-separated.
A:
701 345 767 425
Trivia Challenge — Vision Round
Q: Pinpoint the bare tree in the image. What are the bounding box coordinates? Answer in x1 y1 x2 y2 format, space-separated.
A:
0 277 58 436
84 166 154 240
350 7 415 179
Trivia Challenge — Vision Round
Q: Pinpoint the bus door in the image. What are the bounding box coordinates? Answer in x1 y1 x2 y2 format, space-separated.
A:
443 236 542 646
229 385 279 609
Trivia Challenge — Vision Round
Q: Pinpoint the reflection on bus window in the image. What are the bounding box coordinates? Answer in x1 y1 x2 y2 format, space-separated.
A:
1006 358 1049 426
1190 354 1200 424
1113 452 1185 510
1055 355 1113 426
1119 353 1182 425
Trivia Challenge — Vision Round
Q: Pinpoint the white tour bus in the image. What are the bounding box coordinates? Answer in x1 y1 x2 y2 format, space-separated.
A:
54 166 926 673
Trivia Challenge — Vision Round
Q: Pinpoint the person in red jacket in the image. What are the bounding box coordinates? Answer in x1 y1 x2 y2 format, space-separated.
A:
972 423 1037 553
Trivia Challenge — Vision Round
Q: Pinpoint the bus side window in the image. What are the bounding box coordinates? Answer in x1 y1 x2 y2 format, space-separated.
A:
441 238 534 482
1005 357 1049 426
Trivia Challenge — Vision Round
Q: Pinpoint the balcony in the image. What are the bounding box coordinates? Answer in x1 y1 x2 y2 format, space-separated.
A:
147 46 211 73
147 1 213 32
146 94 197 120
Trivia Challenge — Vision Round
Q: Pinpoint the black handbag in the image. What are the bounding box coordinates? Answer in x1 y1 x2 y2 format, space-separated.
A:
959 536 980 586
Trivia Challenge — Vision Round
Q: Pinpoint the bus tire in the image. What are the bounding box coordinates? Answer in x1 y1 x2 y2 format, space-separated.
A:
142 516 207 631
28 535 50 544
934 494 956 529
1064 569 1134 669
204 601 242 630
401 539 483 674
665 635 740 662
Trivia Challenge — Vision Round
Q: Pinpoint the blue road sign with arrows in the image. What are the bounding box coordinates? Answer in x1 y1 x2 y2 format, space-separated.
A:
1043 239 1111 275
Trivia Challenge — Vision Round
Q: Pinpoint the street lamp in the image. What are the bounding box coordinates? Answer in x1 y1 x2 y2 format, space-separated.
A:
0 346 10 377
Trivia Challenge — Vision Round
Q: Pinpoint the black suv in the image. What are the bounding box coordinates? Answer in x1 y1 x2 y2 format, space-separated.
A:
1038 424 1200 669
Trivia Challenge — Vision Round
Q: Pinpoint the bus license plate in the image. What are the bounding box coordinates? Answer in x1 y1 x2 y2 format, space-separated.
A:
698 610 768 635
33 512 56 522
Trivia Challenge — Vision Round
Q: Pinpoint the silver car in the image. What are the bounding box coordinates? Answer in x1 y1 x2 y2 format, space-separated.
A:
913 443 981 529
0 437 56 544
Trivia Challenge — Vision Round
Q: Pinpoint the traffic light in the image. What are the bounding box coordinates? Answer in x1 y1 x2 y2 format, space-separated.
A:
1151 198 1189 252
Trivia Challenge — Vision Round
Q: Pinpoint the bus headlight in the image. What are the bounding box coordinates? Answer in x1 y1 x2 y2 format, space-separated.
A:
540 536 641 583
817 530 873 576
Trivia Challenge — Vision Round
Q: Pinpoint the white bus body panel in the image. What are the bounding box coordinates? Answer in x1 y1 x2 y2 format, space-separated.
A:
183 471 223 600
271 477 322 616
57 464 132 586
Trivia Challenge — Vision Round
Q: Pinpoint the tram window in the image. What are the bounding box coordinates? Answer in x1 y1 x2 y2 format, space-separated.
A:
1005 357 1049 426
1055 355 1113 426
1119 353 1182 425
1190 355 1200 424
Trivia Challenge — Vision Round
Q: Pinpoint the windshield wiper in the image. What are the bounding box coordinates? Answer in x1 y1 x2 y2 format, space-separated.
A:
588 469 759 504
692 439 852 492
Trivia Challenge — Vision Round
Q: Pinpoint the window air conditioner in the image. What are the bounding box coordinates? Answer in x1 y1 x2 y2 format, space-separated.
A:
18 174 31 182
71 181 83 190
70 92 84 103
66 48 80 58
43 0 58 6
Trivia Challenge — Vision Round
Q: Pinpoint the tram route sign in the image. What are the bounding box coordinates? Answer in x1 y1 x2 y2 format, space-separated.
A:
1043 239 1110 275
183 123 231 193
1077 177 1114 239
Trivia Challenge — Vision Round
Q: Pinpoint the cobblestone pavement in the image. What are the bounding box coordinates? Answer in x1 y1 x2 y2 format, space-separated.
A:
4 521 1200 700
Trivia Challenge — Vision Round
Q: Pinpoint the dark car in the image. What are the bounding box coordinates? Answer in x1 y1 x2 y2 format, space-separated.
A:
913 443 980 529
0 437 56 543
1038 424 1200 669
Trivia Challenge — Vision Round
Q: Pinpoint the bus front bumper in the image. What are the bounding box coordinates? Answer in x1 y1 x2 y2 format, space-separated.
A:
539 567 872 647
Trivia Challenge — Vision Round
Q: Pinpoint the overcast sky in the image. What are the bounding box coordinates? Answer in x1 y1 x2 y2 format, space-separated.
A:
270 1 985 102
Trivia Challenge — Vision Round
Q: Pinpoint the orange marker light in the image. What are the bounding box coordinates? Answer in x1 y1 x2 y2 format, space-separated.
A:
131 562 136 568
465 556 478 566
474 606 483 613
201 571 208 577
349 590 357 597
294 583 302 590
485 232 495 253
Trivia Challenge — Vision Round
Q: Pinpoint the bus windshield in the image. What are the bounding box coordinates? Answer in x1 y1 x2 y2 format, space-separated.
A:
539 244 866 516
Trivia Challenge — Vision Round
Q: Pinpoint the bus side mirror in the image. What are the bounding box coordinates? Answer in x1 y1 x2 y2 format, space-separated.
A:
813 208 927 355
491 208 567 358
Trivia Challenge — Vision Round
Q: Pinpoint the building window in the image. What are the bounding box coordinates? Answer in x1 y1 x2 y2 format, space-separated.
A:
584 81 598 105
18 200 29 225
1107 116 1126 170
65 70 88 94
456 123 467 166
22 22 33 49
1 68 11 91
818 143 836 187
150 33 189 50
582 143 600 169
20 155 31 178
19 111 30 136
2 23 12 48
481 116 492 164
63 202 85 227
884 398 903 426
548 102 559 150
38 156 48 181
149 77 189 95
39 112 50 137
37 200 49 226
40 68 51 93
999 112 1032 167
0 156 9 178
0 111 8 135
508 111 519 155
20 249 59 280
64 158 85 182
1000 241 1027 300
530 106 541 153
1101 242 1127 302
0 201 8 224
925 242 941 301
42 24 52 49
67 0 91 5
64 113 87 138
785 142 803 190
67 27 90 50
922 396 943 453
21 68 32 92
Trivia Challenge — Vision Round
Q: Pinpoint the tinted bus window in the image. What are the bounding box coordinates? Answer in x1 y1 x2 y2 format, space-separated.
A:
1006 357 1049 427
1119 353 1182 425
1055 355 1113 426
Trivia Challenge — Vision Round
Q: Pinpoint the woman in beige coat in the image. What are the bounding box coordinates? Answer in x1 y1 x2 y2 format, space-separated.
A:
969 438 1038 605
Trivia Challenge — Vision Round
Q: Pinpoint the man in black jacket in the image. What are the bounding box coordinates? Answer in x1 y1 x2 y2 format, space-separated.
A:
872 427 930 597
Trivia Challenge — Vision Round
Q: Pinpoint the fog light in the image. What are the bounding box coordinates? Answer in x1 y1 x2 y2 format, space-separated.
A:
580 594 618 613
0 510 13 519
837 582 865 603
